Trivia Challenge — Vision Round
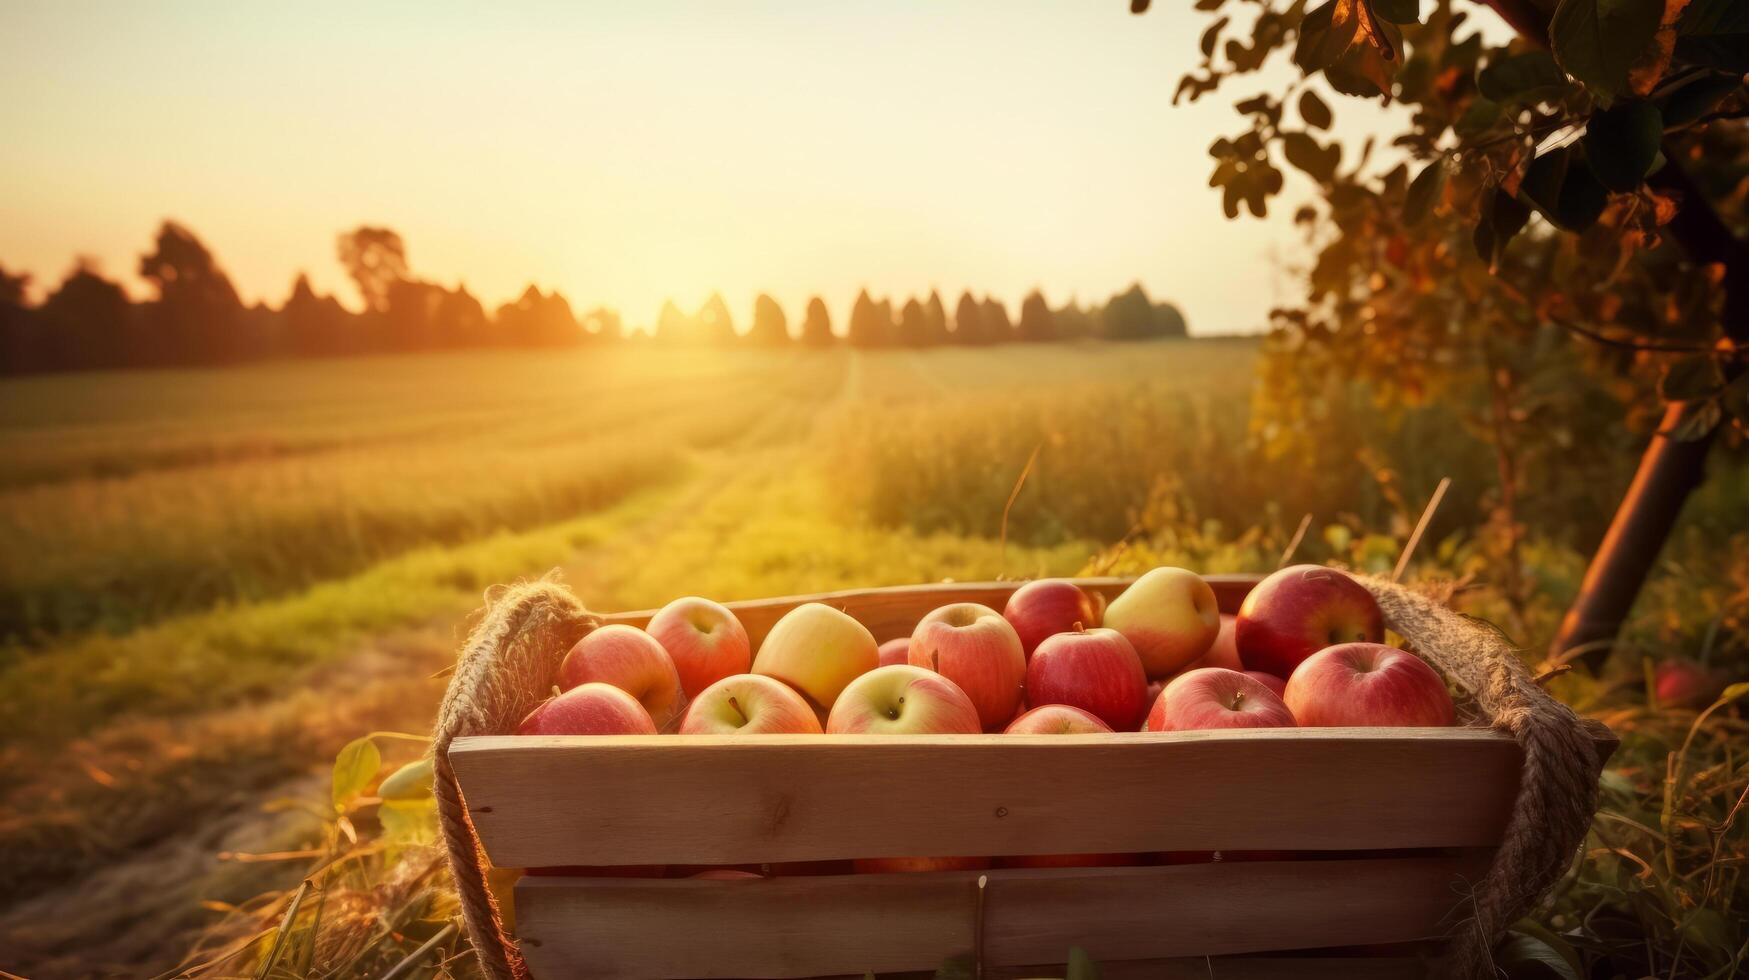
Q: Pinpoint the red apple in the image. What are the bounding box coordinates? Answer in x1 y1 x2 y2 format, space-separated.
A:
646 596 751 698
1284 643 1454 727
1245 670 1287 698
559 624 686 730
1160 613 1242 687
1002 579 1105 658
854 856 990 873
678 674 823 735
1235 565 1384 679
1143 667 1296 732
1198 614 1244 671
1655 659 1724 709
877 638 911 667
826 665 982 735
1143 679 1165 718
516 682 659 735
909 602 1027 731
1025 628 1149 732
1003 704 1113 735
1103 567 1222 678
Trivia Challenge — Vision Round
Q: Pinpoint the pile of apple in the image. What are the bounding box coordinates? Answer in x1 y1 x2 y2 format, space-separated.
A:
513 566 1456 875
517 563 1454 741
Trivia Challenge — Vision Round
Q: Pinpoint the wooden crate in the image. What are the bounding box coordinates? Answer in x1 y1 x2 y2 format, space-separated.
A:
448 576 1593 979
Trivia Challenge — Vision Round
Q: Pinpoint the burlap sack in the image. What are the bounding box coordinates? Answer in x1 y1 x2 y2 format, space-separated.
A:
432 577 1614 980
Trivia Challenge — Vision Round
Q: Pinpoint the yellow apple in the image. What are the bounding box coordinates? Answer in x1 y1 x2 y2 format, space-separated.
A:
751 602 878 715
1103 566 1220 678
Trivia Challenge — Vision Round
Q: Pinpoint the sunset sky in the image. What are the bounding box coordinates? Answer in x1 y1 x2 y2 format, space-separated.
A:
0 1 1406 335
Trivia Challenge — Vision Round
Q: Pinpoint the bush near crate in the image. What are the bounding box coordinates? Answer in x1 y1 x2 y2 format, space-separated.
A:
431 575 1615 980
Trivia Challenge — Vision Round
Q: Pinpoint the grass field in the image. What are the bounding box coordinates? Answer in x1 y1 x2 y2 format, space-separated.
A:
0 340 1269 974
3 340 1745 978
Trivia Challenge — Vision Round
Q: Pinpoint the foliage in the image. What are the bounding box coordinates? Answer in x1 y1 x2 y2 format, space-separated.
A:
172 735 462 979
1154 0 1749 451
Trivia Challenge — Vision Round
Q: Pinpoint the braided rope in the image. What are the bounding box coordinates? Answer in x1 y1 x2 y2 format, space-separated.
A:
433 581 599 980
1362 577 1615 979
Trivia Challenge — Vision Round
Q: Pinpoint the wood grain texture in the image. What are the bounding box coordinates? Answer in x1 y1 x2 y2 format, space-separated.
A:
515 858 1474 978
451 727 1523 868
800 960 1429 980
601 575 1261 645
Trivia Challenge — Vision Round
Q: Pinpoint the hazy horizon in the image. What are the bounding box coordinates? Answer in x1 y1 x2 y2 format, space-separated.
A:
0 2 1378 335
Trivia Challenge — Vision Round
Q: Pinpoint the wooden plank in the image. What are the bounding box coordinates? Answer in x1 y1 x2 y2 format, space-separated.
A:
984 956 1429 980
802 960 1428 980
515 857 1474 979
600 575 1261 645
450 727 1521 868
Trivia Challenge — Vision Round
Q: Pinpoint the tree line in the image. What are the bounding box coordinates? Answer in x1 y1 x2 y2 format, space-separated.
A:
0 221 1189 375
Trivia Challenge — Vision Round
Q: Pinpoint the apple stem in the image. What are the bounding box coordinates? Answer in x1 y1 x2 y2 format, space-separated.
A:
931 650 941 673
728 696 748 725
1072 621 1085 633
551 685 562 698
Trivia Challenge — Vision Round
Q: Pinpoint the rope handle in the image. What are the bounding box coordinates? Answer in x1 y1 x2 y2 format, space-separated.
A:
1361 577 1616 979
434 581 600 980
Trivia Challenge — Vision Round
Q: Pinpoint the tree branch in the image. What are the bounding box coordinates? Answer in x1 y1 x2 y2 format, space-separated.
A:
1554 318 1719 354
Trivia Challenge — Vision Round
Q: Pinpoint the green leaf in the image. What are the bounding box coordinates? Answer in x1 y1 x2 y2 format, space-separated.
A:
1299 90 1333 129
377 757 434 801
1667 398 1723 441
332 736 381 809
1475 185 1532 268
1550 0 1667 102
1479 51 1572 102
1520 147 1573 218
1370 0 1420 24
1066 947 1102 980
1679 908 1735 955
1403 158 1447 224
1497 934 1581 980
1660 355 1725 402
1553 152 1609 229
1584 100 1664 191
1677 0 1749 73
1281 131 1341 182
1295 1 1358 74
1455 97 1504 137
1722 372 1749 420
379 798 438 845
1659 72 1744 126
1509 920 1583 977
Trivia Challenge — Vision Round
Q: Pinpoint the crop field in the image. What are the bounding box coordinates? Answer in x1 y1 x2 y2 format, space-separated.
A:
1 339 1271 973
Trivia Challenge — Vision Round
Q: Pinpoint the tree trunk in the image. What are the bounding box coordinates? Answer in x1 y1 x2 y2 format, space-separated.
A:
1551 150 1749 669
